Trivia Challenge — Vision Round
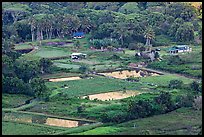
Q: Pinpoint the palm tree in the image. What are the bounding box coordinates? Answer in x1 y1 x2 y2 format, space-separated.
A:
144 26 155 51
112 22 132 47
28 16 36 42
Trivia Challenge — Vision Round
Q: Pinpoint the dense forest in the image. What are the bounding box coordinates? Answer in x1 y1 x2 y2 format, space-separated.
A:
2 2 202 135
2 2 202 97
2 2 202 46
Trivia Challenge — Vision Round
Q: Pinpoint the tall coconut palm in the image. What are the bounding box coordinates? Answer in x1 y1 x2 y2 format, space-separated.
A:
112 22 132 47
28 16 36 42
144 26 155 51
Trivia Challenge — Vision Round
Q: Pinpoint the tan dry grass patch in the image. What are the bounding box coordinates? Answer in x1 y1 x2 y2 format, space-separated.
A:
49 77 81 82
82 90 141 101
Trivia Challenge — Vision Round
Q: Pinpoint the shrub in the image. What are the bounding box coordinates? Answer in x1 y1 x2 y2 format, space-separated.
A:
126 76 140 82
190 81 201 92
168 79 183 89
193 96 202 110
167 55 184 65
128 100 153 119
77 105 85 113
79 65 88 73
175 94 194 107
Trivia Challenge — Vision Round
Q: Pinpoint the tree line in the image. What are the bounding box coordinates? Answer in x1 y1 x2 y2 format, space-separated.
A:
2 2 202 50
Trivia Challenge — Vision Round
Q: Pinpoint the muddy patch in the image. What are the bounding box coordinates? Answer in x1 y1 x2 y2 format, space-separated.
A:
49 77 81 82
98 70 159 79
82 90 141 101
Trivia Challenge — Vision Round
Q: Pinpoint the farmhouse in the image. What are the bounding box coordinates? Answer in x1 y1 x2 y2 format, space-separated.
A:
71 53 87 59
169 45 192 54
73 32 85 39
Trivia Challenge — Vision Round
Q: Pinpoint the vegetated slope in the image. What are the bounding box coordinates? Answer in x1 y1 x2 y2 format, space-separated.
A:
73 108 202 135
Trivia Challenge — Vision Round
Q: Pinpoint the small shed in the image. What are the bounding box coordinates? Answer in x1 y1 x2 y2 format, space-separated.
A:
73 32 85 39
169 45 192 54
71 53 87 59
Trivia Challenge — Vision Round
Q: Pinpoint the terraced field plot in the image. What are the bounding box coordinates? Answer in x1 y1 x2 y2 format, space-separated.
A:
53 62 81 69
49 77 81 82
46 77 144 98
2 112 92 128
31 46 71 58
14 43 33 50
81 90 141 101
99 70 159 79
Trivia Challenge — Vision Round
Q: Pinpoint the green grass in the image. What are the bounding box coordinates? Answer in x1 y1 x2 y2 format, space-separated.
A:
46 77 144 97
53 62 81 69
14 43 33 50
30 46 71 58
2 94 32 108
140 74 194 87
74 126 123 135
40 72 81 79
147 47 202 78
73 107 202 135
113 107 202 135
54 122 103 135
2 120 66 135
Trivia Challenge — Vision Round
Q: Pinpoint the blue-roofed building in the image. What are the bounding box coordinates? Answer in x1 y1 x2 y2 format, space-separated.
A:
168 45 192 54
73 32 85 39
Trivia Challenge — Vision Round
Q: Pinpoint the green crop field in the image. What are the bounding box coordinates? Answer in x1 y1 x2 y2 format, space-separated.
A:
46 77 144 98
140 74 194 87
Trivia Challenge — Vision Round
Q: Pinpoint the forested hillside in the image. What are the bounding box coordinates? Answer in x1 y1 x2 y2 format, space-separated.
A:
2 2 202 47
2 2 202 135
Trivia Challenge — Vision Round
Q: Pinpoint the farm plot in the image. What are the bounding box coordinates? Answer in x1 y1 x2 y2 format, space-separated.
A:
140 74 194 87
49 76 81 82
53 62 81 69
14 43 33 50
99 70 159 79
81 90 141 101
2 111 93 128
30 46 71 58
40 72 81 79
46 77 145 98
